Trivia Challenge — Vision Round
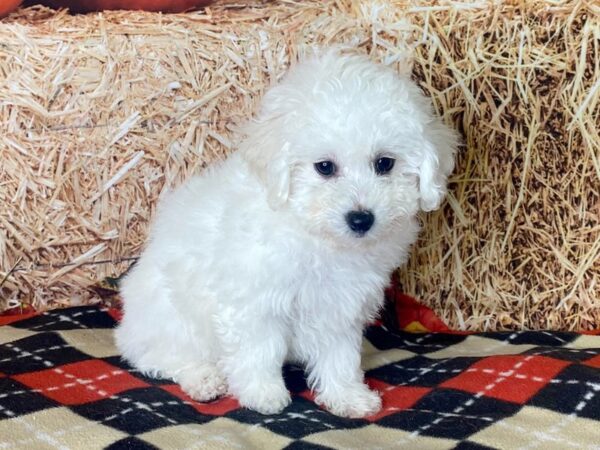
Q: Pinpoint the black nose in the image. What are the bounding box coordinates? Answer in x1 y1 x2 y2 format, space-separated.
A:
345 210 375 235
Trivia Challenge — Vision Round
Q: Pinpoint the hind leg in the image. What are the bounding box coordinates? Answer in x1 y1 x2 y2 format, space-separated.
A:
116 263 227 401
118 331 229 402
117 317 228 401
117 313 228 402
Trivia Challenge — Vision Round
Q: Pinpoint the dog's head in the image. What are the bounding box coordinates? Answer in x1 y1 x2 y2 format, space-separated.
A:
239 50 458 245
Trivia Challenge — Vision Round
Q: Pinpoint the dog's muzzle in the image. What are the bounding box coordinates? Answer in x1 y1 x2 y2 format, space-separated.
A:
345 210 375 235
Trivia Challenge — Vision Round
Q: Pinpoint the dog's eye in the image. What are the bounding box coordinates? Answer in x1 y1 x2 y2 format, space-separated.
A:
374 157 395 175
314 160 337 177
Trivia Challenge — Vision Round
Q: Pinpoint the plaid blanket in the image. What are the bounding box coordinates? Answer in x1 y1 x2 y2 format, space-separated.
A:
1 306 600 449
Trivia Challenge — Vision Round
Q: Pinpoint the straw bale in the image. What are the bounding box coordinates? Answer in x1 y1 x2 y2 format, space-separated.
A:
399 1 600 331
0 1 598 330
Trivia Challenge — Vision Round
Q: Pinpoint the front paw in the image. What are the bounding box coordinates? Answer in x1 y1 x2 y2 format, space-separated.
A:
316 383 381 418
177 364 228 402
237 380 291 415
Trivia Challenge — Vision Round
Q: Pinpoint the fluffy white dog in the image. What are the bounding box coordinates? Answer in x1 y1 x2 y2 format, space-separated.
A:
115 50 457 418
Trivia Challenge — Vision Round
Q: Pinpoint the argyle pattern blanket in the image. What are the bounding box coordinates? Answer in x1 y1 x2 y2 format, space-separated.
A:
1 306 600 449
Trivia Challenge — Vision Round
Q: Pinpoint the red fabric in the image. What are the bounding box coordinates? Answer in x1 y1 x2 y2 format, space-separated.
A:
0 0 22 17
584 355 600 369
106 307 123 322
440 355 571 404
0 307 37 325
366 379 432 422
162 384 241 415
386 279 451 333
14 360 149 405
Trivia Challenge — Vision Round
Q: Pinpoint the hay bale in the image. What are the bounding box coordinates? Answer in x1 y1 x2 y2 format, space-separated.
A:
399 1 600 331
0 1 598 330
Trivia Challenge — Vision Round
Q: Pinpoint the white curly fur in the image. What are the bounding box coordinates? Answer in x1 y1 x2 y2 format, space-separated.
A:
115 49 458 418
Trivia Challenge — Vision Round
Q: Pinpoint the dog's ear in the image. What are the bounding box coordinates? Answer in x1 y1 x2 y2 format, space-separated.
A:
418 120 459 212
238 114 292 210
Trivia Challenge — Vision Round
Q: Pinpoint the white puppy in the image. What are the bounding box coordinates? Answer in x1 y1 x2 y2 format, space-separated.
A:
115 50 457 418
